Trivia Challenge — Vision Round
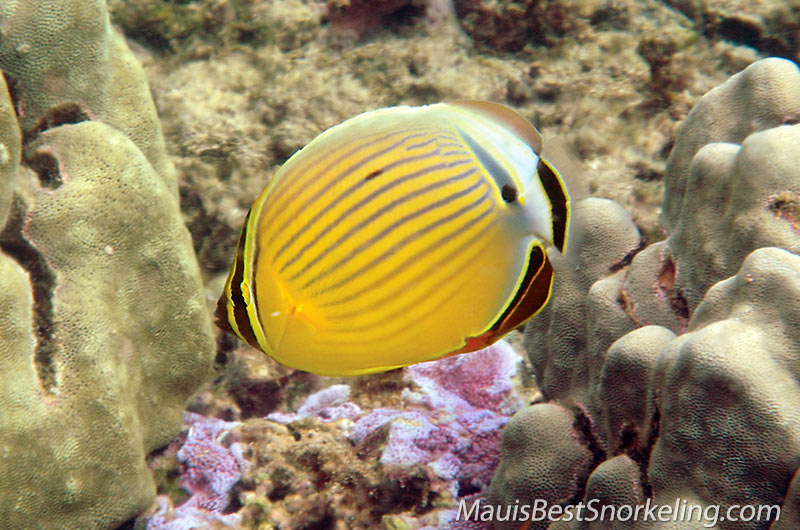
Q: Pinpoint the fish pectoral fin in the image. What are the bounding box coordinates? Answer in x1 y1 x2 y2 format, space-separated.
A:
288 301 327 332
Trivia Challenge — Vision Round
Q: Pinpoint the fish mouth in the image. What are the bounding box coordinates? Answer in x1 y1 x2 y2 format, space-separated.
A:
214 294 234 334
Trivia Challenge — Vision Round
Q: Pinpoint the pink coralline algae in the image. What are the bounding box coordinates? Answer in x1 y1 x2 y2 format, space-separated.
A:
267 383 363 423
147 412 248 530
403 339 521 414
351 341 523 495
261 340 523 527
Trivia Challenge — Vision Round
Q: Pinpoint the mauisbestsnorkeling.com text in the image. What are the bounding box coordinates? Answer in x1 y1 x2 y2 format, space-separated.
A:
457 498 781 528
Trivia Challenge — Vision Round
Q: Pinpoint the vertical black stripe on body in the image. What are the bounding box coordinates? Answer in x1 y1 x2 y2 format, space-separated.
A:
284 163 477 282
488 244 552 336
216 210 261 349
214 290 235 334
308 182 491 295
537 159 569 253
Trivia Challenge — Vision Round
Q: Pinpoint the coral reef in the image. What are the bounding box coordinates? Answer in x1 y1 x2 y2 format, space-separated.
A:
325 0 422 39
147 413 247 529
0 75 20 229
0 0 175 189
665 0 800 60
0 1 215 528
488 403 596 524
645 247 800 527
662 57 800 231
110 0 324 56
268 383 363 423
488 58 800 530
775 468 800 530
525 197 644 403
351 341 523 498
149 342 525 529
64 0 800 527
452 0 593 53
109 0 226 54
661 58 800 311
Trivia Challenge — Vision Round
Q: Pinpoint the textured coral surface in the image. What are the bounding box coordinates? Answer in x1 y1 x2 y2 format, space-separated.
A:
0 2 215 528
489 58 800 530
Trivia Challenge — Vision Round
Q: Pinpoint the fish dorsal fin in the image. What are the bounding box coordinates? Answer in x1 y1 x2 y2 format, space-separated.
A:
448 100 543 154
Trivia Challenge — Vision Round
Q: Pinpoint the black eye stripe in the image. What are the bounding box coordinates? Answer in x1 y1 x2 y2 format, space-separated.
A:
458 127 517 200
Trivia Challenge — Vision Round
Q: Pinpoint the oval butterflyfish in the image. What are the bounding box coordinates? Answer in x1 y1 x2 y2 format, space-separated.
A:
216 100 571 376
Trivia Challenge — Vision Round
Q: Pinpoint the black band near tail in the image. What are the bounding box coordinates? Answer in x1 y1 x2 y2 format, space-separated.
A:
488 244 553 336
218 210 261 349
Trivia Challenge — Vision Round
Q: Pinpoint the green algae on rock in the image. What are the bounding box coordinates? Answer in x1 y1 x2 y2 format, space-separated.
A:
666 0 800 61
0 1 215 528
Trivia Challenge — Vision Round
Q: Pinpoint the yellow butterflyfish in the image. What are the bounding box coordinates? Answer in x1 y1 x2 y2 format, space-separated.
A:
216 100 571 376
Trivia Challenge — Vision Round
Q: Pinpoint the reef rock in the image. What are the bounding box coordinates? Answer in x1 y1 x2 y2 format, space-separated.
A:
147 413 247 529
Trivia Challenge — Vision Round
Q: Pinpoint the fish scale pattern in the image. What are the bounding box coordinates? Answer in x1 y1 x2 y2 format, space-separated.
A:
0 1 215 528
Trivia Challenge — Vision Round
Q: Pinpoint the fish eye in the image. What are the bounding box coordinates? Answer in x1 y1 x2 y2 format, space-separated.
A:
501 184 518 203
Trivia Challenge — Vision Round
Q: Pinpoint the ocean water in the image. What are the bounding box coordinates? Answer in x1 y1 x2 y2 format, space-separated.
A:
0 1 797 529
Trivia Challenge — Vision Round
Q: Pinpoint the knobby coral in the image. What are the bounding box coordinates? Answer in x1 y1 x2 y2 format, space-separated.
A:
0 1 215 528
488 58 800 530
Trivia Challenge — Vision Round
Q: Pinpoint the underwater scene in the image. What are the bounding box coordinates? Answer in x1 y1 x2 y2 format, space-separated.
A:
0 0 799 529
